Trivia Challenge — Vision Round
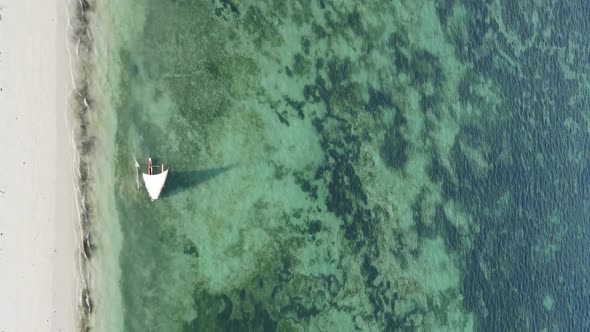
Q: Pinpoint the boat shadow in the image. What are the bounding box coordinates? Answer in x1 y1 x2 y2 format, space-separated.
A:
164 164 236 197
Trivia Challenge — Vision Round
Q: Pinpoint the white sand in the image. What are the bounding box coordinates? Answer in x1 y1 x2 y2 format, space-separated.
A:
0 0 79 331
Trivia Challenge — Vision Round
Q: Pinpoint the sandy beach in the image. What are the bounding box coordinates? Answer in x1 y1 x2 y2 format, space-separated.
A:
0 0 78 331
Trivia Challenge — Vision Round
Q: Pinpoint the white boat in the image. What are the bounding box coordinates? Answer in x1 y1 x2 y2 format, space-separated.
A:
142 157 169 201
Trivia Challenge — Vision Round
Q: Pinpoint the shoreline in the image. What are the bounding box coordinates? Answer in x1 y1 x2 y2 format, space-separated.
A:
0 0 80 330
70 0 126 330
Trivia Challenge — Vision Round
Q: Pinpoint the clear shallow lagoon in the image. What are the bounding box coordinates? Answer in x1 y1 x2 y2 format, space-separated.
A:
84 0 590 330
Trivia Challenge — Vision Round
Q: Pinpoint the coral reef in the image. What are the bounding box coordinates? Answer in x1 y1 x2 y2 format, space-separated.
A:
99 0 590 330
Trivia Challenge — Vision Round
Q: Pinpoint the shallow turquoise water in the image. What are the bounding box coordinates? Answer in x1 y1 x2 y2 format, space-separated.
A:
85 0 590 330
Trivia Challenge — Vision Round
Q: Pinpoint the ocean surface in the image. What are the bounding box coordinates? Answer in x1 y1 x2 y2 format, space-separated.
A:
79 0 590 330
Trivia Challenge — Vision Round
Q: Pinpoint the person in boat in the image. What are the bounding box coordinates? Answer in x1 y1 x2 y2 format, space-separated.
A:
148 158 153 175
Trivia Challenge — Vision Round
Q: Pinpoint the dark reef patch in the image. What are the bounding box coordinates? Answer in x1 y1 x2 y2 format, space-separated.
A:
292 53 311 76
184 290 277 332
211 0 240 19
428 154 457 198
410 50 444 86
242 5 283 48
346 7 365 37
366 86 393 113
294 171 318 200
275 109 290 126
435 206 461 252
307 219 322 235
412 189 435 247
301 55 366 116
311 109 380 257
301 36 311 55
380 112 409 170
312 22 328 39
380 128 408 170
183 238 199 257
283 96 305 120
326 57 353 85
